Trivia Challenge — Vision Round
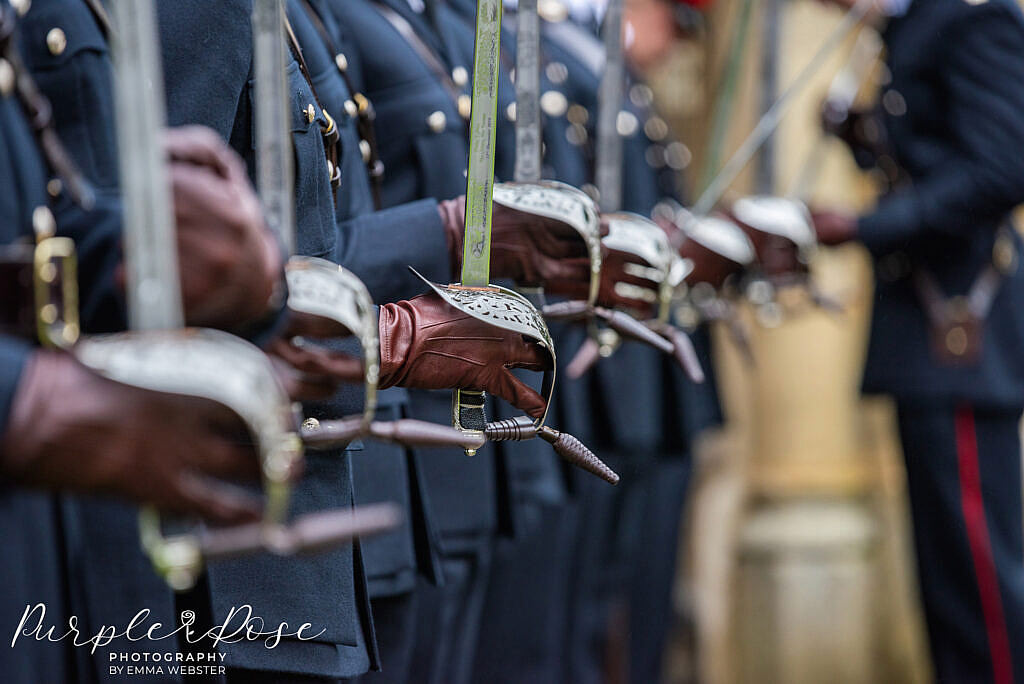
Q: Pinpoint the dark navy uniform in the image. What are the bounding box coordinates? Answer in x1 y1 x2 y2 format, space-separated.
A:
851 0 1024 681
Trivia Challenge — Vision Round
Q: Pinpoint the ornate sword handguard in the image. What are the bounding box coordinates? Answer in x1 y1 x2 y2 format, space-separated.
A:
493 180 603 307
409 268 618 484
285 256 378 428
731 196 845 324
731 196 818 264
73 328 301 591
547 213 704 382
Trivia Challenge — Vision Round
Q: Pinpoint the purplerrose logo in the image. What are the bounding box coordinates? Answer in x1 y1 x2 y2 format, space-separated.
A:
12 603 326 676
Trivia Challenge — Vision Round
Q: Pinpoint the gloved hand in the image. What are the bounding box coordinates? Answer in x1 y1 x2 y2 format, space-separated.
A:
0 350 265 524
378 293 550 418
656 214 746 289
266 311 364 401
727 211 803 278
810 208 858 246
439 195 592 288
165 126 284 330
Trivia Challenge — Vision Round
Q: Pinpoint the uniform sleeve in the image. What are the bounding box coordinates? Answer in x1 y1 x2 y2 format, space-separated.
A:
0 337 31 443
857 3 1024 253
334 199 451 302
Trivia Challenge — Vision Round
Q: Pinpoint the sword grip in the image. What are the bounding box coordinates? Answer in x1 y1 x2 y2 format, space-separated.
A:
453 389 487 456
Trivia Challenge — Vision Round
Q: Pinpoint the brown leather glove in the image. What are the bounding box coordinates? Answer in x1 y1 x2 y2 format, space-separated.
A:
679 238 745 289
727 212 802 278
810 208 858 246
378 293 550 418
165 126 284 330
439 195 592 288
0 350 263 524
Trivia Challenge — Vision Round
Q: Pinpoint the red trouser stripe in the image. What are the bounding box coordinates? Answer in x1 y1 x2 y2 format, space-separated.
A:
955 406 1015 684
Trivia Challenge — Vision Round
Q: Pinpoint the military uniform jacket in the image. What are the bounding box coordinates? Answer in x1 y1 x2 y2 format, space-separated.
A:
289 0 449 596
858 0 1024 408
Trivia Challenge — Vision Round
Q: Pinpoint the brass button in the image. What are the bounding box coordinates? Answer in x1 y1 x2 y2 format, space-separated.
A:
0 59 13 97
616 110 639 136
359 139 371 162
46 28 67 56
644 116 669 141
540 90 568 117
32 206 56 238
46 178 63 197
946 326 969 356
426 110 447 133
305 103 316 123
344 99 358 118
334 53 348 72
11 0 30 17
457 94 472 120
452 66 469 87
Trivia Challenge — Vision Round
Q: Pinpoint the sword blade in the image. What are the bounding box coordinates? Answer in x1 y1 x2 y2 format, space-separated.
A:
594 0 624 213
513 0 541 184
109 0 182 330
461 0 503 288
252 0 296 255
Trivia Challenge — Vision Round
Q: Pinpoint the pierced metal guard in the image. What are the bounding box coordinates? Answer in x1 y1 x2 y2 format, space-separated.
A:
285 256 379 427
731 196 817 263
73 329 301 591
411 269 617 484
493 180 603 306
602 212 691 323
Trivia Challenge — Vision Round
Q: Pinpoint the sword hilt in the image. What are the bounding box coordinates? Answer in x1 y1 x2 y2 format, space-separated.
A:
453 388 487 456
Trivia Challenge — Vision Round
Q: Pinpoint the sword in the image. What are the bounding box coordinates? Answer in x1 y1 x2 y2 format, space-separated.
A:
451 0 503 452
420 0 615 483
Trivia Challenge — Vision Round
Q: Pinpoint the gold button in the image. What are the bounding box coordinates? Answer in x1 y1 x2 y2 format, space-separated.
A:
946 326 969 356
32 206 56 238
0 59 13 97
46 179 63 197
344 99 358 118
46 28 67 56
452 66 469 87
11 0 31 17
335 53 348 72
616 110 639 136
457 94 472 120
359 139 371 162
426 110 447 133
540 90 568 117
305 103 316 123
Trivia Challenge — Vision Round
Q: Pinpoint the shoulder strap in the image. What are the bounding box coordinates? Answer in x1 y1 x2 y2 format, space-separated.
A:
298 0 385 209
